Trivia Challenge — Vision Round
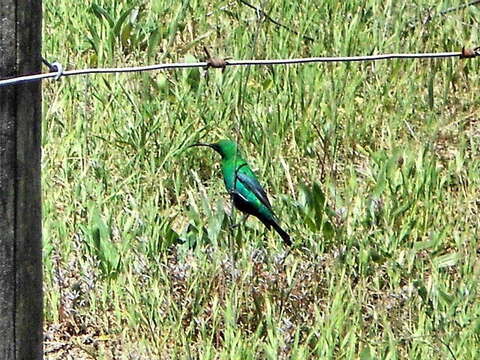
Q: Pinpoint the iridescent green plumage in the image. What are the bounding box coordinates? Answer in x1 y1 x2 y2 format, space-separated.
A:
191 140 291 245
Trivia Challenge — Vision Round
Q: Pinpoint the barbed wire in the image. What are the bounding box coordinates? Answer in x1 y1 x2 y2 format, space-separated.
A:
419 0 480 25
439 0 480 16
237 0 315 42
0 47 479 88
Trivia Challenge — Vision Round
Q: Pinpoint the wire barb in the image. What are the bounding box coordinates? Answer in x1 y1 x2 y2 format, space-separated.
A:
206 58 229 69
460 47 480 59
203 46 228 70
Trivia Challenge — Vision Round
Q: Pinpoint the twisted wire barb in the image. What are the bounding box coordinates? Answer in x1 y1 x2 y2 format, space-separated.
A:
1 49 478 88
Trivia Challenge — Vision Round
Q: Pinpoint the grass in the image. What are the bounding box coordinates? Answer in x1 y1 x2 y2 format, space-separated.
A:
42 0 480 358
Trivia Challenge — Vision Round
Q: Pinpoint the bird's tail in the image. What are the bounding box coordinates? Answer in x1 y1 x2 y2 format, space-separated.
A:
270 220 292 246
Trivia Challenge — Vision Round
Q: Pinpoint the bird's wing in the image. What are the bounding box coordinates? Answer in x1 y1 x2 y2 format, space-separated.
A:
236 171 273 211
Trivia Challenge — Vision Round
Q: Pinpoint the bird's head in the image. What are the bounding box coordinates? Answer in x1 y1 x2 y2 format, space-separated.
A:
190 139 240 159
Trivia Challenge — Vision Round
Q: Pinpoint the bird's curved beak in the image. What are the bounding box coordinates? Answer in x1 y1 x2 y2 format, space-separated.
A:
190 143 219 151
190 143 212 148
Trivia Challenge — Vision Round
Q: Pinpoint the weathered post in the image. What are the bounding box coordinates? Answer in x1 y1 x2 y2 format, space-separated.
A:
0 1 43 359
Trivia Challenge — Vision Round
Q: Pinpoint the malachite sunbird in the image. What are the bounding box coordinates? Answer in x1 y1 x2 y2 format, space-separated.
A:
191 139 292 245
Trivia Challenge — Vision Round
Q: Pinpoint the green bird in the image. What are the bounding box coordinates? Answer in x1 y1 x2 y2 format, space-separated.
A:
191 139 292 245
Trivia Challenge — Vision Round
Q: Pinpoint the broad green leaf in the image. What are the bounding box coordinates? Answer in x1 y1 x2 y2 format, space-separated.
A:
433 253 459 269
